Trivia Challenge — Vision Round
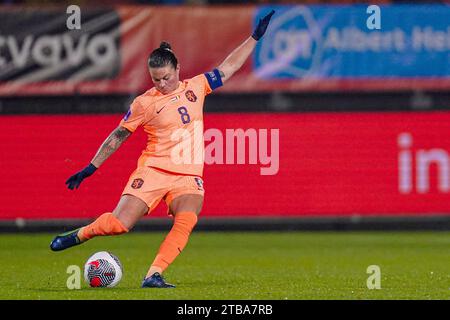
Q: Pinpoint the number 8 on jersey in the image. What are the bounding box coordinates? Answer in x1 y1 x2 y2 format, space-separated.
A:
177 106 191 124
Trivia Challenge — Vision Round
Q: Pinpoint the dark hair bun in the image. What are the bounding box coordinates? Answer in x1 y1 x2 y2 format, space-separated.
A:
148 41 178 69
159 41 172 51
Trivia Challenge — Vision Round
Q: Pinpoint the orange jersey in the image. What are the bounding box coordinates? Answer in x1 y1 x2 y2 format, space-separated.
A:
120 72 221 177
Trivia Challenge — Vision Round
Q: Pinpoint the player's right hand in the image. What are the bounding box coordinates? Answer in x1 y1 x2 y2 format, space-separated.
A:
65 163 97 190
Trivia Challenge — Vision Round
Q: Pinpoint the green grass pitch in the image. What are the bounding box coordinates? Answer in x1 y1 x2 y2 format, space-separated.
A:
0 231 449 300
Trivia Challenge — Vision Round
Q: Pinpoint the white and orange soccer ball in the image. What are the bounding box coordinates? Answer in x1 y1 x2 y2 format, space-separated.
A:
84 251 123 288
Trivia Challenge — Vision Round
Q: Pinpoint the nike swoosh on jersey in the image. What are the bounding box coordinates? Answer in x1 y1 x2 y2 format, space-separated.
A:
156 95 180 114
156 105 166 114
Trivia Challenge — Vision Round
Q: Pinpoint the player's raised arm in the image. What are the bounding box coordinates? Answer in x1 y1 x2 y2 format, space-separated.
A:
65 126 132 190
217 10 274 83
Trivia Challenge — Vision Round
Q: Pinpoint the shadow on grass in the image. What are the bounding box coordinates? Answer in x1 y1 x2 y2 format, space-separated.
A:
21 287 145 293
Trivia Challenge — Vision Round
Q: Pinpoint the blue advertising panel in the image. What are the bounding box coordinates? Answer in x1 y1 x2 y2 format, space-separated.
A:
254 5 450 79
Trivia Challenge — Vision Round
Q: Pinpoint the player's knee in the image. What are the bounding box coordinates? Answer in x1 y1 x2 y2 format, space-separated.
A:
170 194 203 215
113 213 134 232
117 216 135 233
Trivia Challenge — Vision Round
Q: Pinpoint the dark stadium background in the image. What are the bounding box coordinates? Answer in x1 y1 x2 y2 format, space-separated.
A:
1 0 450 233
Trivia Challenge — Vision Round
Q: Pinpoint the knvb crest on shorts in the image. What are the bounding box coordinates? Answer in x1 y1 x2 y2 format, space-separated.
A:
131 178 144 189
185 90 197 102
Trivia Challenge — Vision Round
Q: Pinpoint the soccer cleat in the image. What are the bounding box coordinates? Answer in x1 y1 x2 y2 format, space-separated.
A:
141 272 176 288
50 228 82 251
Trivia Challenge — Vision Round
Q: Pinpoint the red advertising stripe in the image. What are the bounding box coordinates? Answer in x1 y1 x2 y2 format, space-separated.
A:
1 112 450 220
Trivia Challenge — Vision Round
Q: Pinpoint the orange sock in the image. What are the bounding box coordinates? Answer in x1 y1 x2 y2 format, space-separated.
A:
151 211 198 272
80 212 129 241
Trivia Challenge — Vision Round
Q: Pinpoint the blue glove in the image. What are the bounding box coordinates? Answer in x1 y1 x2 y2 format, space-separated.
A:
65 163 97 190
252 10 275 41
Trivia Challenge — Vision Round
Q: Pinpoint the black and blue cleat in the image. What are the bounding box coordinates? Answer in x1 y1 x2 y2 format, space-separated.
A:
50 228 82 251
141 272 175 288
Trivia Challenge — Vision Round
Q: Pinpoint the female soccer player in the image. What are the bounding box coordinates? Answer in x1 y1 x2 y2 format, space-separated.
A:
50 10 275 288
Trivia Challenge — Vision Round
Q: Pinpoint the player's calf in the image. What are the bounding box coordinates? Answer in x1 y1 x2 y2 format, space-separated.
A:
50 212 129 252
79 212 129 241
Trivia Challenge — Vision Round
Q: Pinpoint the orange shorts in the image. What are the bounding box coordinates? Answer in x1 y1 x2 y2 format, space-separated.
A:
122 166 205 214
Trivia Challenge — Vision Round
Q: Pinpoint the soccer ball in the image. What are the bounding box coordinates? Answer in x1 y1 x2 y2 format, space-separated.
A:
84 251 123 288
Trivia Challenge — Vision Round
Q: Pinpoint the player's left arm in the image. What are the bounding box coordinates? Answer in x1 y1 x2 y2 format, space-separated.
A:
217 10 274 83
